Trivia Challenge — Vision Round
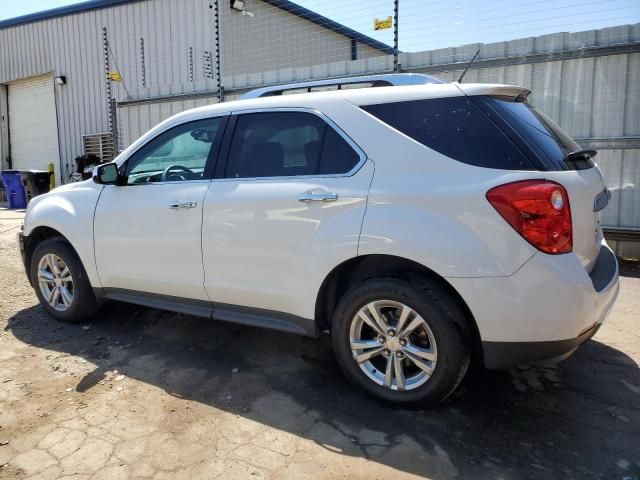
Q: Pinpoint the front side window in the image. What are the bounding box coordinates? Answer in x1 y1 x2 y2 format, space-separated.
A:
226 111 361 178
126 118 223 184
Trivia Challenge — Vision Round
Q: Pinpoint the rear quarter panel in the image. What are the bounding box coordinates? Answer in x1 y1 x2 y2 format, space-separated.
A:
333 101 538 278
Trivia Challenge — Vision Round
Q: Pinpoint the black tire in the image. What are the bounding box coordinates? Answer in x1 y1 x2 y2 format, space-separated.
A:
30 238 99 322
331 277 471 406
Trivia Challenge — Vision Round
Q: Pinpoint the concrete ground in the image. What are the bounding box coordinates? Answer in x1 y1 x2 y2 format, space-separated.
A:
0 207 638 480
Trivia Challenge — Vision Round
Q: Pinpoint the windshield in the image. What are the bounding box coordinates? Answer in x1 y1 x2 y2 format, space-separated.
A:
472 96 590 171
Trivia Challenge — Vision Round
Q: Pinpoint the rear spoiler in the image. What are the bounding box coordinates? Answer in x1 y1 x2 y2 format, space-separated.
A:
455 83 531 102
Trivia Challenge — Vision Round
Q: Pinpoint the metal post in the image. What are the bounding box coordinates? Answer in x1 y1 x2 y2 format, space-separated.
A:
140 37 146 87
48 163 55 191
213 0 223 102
102 27 116 153
102 27 113 133
110 99 118 155
393 0 399 72
188 46 194 82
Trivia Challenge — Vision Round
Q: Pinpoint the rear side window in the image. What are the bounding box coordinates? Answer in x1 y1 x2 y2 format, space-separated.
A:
362 97 533 170
226 111 361 178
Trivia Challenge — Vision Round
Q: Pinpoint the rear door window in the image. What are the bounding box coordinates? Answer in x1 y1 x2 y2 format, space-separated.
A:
319 127 361 175
225 111 361 178
362 97 535 170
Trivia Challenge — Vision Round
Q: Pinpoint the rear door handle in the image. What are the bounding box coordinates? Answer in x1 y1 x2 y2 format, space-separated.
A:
298 192 338 202
168 200 197 209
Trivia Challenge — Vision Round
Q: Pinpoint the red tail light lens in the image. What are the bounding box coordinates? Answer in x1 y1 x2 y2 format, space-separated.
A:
486 180 572 254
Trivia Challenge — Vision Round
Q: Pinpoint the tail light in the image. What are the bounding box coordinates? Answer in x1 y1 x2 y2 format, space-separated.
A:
486 180 572 254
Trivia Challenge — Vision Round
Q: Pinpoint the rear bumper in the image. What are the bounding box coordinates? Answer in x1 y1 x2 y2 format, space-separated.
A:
449 240 619 369
482 322 602 369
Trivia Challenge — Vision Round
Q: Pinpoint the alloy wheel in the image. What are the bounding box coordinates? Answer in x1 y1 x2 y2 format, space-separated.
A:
37 253 74 312
349 300 437 391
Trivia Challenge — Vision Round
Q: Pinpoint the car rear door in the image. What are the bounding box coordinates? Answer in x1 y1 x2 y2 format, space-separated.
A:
94 115 227 300
201 109 373 320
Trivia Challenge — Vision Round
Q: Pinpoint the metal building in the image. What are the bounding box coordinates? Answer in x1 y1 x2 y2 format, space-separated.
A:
0 0 391 185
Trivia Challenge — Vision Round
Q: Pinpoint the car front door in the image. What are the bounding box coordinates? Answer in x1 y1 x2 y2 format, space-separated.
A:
202 109 374 320
94 115 227 300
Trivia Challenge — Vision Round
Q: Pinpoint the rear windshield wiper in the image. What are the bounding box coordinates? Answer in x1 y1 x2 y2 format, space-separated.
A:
564 148 597 163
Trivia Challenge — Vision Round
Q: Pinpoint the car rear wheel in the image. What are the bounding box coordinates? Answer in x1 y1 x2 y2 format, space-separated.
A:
332 278 471 406
30 238 99 322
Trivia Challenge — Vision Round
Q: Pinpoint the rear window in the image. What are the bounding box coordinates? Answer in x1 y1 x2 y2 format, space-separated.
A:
472 96 587 171
362 97 534 170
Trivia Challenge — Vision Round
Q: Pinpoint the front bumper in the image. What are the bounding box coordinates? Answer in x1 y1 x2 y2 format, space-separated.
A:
449 240 619 369
17 230 26 267
17 230 31 283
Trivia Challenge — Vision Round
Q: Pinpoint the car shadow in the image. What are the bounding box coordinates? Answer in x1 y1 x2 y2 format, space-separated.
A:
5 302 640 479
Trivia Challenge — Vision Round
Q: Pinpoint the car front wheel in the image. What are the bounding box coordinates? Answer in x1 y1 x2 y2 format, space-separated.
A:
332 278 471 406
30 238 99 322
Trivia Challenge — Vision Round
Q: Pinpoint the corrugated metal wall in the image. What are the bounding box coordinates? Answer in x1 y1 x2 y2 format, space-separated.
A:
118 96 220 146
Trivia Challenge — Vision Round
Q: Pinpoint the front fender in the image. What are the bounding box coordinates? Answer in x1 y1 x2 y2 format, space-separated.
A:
23 181 103 287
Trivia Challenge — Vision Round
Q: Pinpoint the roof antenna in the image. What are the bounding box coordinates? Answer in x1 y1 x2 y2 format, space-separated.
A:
458 49 480 83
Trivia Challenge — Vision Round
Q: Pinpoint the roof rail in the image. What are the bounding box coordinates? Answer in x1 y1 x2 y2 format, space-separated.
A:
240 73 443 99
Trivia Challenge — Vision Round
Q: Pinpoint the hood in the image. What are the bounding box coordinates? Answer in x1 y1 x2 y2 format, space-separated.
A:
50 179 96 193
25 180 101 216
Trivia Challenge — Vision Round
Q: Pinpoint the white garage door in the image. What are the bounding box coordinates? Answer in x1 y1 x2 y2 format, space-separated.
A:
8 74 61 185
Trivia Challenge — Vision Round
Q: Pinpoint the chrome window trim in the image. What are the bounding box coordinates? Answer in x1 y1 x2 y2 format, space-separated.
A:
107 179 213 187
218 106 368 182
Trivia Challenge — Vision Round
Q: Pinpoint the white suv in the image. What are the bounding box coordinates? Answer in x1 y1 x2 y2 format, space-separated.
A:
19 74 620 405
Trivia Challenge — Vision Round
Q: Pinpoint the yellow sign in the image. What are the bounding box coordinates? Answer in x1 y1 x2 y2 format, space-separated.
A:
107 71 122 82
374 16 392 31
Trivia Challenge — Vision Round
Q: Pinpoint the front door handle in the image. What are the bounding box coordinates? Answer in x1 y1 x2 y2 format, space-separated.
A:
168 200 197 209
298 192 338 202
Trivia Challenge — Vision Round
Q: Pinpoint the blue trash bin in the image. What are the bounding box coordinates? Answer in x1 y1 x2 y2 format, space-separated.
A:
1 170 27 209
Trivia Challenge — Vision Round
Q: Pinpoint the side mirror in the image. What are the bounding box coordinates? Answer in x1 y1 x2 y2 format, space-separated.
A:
93 163 120 185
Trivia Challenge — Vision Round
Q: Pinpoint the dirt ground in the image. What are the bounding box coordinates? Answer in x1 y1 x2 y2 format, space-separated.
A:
0 207 638 480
